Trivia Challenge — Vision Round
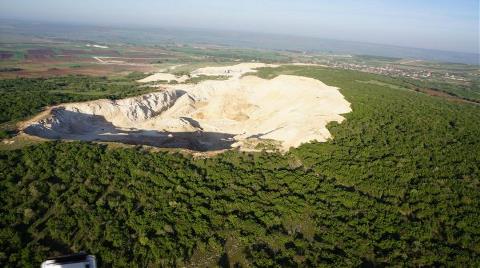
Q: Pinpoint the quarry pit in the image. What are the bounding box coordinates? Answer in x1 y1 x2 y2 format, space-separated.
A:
22 63 352 151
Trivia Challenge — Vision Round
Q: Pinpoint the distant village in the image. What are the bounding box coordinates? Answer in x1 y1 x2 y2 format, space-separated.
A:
315 59 470 82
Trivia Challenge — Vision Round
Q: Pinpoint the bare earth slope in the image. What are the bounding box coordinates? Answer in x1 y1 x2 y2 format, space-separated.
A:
22 63 352 151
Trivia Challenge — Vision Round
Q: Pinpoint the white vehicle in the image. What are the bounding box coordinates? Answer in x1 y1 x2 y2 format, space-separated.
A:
41 253 96 268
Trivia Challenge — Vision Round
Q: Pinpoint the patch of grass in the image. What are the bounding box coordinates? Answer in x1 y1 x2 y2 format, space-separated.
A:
0 134 44 150
184 75 229 84
357 79 409 91
13 51 25 60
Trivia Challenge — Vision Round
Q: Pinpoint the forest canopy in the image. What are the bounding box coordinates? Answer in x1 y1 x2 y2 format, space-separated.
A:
1 67 479 266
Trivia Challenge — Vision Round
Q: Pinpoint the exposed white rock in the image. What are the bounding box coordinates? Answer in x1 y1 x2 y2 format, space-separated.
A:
23 63 351 151
137 73 189 83
191 63 278 78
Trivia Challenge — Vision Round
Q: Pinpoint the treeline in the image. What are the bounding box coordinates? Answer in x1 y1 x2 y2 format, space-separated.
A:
398 77 480 103
1 67 480 266
0 72 149 125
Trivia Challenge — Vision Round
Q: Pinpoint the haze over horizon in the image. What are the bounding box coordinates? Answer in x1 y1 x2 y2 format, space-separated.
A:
0 0 478 54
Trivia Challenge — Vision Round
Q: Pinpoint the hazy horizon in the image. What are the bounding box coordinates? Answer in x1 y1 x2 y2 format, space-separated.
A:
0 0 478 54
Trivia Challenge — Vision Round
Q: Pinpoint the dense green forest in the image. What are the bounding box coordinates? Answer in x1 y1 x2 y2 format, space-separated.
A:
0 72 148 130
400 78 480 103
1 67 480 266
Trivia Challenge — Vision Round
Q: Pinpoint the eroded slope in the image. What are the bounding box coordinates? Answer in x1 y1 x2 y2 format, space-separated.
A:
23 64 352 151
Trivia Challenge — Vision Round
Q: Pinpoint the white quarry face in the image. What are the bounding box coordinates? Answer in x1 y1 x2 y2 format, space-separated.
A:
23 63 351 152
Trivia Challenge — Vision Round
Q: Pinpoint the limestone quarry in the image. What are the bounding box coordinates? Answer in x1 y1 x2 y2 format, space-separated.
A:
22 63 352 151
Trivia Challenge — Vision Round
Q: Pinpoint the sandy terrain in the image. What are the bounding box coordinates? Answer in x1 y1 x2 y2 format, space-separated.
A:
22 63 351 151
191 63 278 78
86 44 109 49
138 73 189 83
137 63 276 83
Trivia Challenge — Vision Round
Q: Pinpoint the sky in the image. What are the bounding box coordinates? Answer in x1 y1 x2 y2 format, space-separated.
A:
0 0 478 53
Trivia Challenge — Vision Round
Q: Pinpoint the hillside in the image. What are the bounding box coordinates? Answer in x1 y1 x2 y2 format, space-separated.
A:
1 66 479 266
